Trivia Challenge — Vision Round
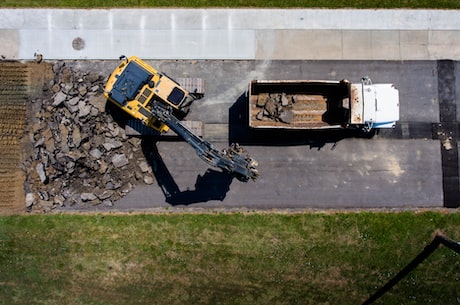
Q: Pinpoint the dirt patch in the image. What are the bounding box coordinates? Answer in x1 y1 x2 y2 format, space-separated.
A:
0 61 53 214
0 62 30 213
0 65 18 210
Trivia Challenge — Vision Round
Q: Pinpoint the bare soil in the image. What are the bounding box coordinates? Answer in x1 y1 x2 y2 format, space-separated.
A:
0 61 53 214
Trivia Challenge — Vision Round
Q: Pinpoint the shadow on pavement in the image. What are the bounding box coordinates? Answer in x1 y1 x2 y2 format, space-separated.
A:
229 93 374 149
107 100 235 205
141 140 233 206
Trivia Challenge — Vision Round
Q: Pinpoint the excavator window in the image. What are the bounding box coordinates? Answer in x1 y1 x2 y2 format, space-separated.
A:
167 87 186 106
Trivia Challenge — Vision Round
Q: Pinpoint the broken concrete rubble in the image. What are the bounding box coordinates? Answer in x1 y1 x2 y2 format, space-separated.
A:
255 92 296 123
35 163 47 184
81 192 97 202
111 153 129 168
23 62 157 212
25 193 35 208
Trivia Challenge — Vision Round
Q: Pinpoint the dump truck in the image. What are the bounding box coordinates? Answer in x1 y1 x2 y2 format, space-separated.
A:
104 56 258 181
249 77 399 132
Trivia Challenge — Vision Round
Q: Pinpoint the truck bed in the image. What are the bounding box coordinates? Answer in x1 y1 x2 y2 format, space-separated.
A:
249 80 350 129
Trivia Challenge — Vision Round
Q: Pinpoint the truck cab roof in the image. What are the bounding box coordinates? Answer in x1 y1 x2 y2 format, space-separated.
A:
362 83 400 128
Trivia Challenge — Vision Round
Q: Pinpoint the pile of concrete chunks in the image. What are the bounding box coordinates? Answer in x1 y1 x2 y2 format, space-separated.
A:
255 93 295 124
23 62 155 212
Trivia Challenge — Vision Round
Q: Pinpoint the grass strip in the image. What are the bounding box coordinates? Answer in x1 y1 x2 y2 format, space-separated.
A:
0 0 459 8
0 211 459 305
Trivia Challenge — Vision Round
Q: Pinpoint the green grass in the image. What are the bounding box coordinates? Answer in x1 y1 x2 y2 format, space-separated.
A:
0 211 459 305
0 0 460 8
1 3 458 304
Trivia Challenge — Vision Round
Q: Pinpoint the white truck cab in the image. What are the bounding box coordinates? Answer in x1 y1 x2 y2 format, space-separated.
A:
351 77 400 131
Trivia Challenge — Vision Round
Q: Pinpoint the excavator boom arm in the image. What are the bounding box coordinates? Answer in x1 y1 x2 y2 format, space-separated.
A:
151 104 259 181
104 56 258 182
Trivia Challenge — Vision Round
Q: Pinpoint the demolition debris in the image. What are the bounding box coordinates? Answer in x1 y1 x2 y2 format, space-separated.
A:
22 62 155 212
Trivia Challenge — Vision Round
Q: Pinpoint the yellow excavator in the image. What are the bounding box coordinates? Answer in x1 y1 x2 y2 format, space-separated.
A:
104 56 258 182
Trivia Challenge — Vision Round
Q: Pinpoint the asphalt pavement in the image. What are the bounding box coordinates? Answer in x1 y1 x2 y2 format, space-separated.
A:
52 59 458 211
0 8 458 209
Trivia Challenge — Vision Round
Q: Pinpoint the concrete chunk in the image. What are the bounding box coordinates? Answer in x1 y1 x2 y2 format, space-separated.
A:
111 153 129 168
52 91 67 107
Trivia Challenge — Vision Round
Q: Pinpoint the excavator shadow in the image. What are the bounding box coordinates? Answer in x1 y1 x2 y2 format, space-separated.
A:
141 140 233 205
228 93 374 149
106 101 237 205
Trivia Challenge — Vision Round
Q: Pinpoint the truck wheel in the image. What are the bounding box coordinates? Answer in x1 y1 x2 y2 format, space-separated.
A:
357 128 376 139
